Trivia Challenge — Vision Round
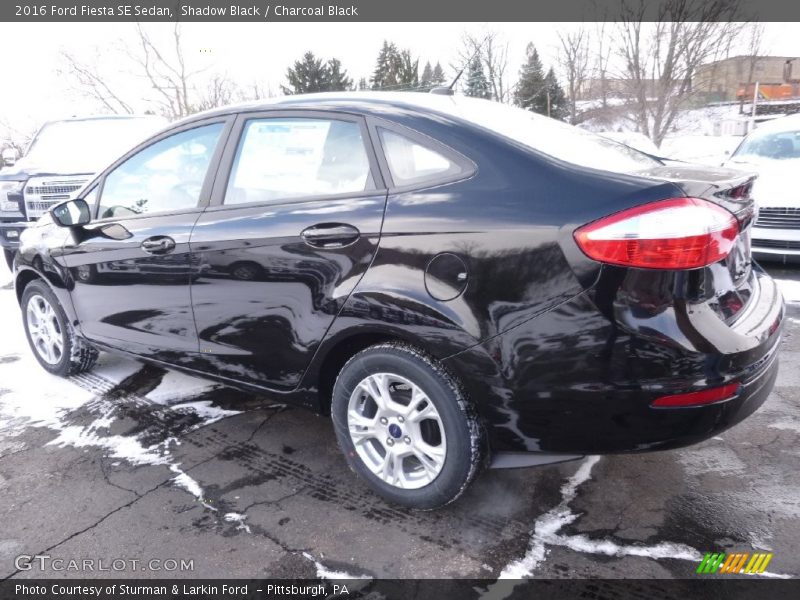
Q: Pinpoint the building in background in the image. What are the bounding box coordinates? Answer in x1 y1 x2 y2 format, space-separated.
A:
693 56 800 102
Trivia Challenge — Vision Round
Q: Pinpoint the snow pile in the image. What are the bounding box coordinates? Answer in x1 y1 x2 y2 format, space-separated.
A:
301 552 372 581
223 512 252 534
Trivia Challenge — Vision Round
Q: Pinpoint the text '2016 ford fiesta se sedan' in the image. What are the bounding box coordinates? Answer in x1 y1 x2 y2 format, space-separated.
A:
14 93 784 509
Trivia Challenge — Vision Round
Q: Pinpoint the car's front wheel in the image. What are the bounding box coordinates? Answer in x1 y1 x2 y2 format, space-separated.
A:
332 343 484 509
21 280 98 376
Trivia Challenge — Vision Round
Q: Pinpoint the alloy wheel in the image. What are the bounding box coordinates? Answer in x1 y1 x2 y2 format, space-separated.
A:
347 372 447 490
26 294 64 365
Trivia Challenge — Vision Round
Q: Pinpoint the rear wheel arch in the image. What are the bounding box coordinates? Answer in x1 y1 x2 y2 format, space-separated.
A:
313 331 403 414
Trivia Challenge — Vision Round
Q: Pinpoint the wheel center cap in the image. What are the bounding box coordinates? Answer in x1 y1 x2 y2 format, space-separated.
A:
388 423 402 439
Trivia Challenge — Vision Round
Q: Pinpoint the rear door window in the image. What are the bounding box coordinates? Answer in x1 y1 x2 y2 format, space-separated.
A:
224 118 374 205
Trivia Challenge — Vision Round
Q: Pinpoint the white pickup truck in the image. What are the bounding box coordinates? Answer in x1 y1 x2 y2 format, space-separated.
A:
0 115 166 268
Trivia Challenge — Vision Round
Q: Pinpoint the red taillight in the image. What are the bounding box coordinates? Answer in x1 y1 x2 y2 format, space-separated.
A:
574 198 739 269
651 382 741 408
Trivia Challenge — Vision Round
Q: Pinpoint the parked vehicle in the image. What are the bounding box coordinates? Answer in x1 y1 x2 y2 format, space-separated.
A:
0 115 167 269
14 93 783 509
723 113 800 263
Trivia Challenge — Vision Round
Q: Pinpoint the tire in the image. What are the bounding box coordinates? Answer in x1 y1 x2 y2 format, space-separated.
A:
332 342 485 509
21 279 98 377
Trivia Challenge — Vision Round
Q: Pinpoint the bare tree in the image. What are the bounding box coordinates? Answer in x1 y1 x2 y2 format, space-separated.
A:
558 28 591 123
738 22 766 112
455 31 511 103
593 21 613 108
0 119 38 155
60 24 245 119
614 0 743 146
58 50 135 114
132 23 201 119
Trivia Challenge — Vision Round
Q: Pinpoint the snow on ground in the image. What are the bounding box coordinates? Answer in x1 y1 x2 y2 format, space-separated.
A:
301 552 372 581
0 278 239 511
223 512 252 534
0 260 11 288
488 455 791 584
775 278 800 304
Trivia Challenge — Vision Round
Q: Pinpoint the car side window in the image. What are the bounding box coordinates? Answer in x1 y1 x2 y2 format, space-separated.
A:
98 123 224 220
224 118 373 205
378 128 462 187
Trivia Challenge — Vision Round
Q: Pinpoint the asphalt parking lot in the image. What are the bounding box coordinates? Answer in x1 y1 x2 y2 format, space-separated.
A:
0 262 798 582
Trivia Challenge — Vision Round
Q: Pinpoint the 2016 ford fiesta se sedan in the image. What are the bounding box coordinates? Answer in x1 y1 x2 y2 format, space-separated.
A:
14 93 784 509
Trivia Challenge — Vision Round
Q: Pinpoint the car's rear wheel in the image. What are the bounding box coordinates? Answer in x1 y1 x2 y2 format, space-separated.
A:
332 342 484 509
21 280 98 376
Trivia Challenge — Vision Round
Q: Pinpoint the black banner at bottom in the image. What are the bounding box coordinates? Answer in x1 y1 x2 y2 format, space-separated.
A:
2 579 799 600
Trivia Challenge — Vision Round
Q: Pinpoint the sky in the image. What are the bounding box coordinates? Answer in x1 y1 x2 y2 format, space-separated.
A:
2 21 800 140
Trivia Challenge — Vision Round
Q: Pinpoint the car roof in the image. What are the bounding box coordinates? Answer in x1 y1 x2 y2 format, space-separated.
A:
176 92 477 124
46 114 164 122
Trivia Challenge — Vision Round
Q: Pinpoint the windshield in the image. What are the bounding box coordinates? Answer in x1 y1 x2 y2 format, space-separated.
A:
732 129 800 161
25 118 164 173
451 98 661 173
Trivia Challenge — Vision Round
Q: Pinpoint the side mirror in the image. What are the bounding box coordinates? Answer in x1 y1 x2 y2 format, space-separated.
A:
1 148 19 167
52 198 91 227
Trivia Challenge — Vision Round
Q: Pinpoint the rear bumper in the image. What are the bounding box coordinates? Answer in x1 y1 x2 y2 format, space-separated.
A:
444 268 784 455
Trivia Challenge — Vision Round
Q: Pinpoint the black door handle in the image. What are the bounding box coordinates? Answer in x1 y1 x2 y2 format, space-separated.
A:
301 223 360 248
141 236 176 254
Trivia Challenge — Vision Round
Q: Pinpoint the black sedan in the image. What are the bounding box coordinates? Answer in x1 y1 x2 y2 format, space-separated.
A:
13 93 783 509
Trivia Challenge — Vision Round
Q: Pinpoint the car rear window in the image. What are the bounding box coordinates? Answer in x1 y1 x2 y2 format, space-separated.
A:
451 98 661 173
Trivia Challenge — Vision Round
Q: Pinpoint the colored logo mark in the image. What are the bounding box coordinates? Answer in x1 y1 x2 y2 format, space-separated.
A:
696 552 773 574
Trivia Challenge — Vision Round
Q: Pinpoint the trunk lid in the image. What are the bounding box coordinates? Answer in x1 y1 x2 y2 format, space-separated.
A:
636 162 759 321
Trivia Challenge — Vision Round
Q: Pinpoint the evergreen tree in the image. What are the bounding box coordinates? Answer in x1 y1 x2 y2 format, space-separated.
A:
397 50 419 90
544 68 568 120
357 77 368 91
514 43 547 113
464 57 491 99
281 52 352 94
371 41 420 91
282 52 327 95
431 62 446 85
371 40 401 90
420 61 433 90
326 58 353 91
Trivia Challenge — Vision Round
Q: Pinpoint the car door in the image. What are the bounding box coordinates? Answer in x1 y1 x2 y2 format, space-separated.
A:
189 111 387 390
60 119 231 357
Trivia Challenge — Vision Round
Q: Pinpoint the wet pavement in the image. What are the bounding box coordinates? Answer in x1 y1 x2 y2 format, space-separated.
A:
0 263 798 581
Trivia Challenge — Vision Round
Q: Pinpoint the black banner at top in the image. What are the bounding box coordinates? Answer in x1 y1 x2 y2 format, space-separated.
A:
3 0 800 22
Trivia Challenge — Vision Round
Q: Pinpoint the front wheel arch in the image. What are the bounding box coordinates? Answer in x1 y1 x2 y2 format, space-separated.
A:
15 269 44 305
